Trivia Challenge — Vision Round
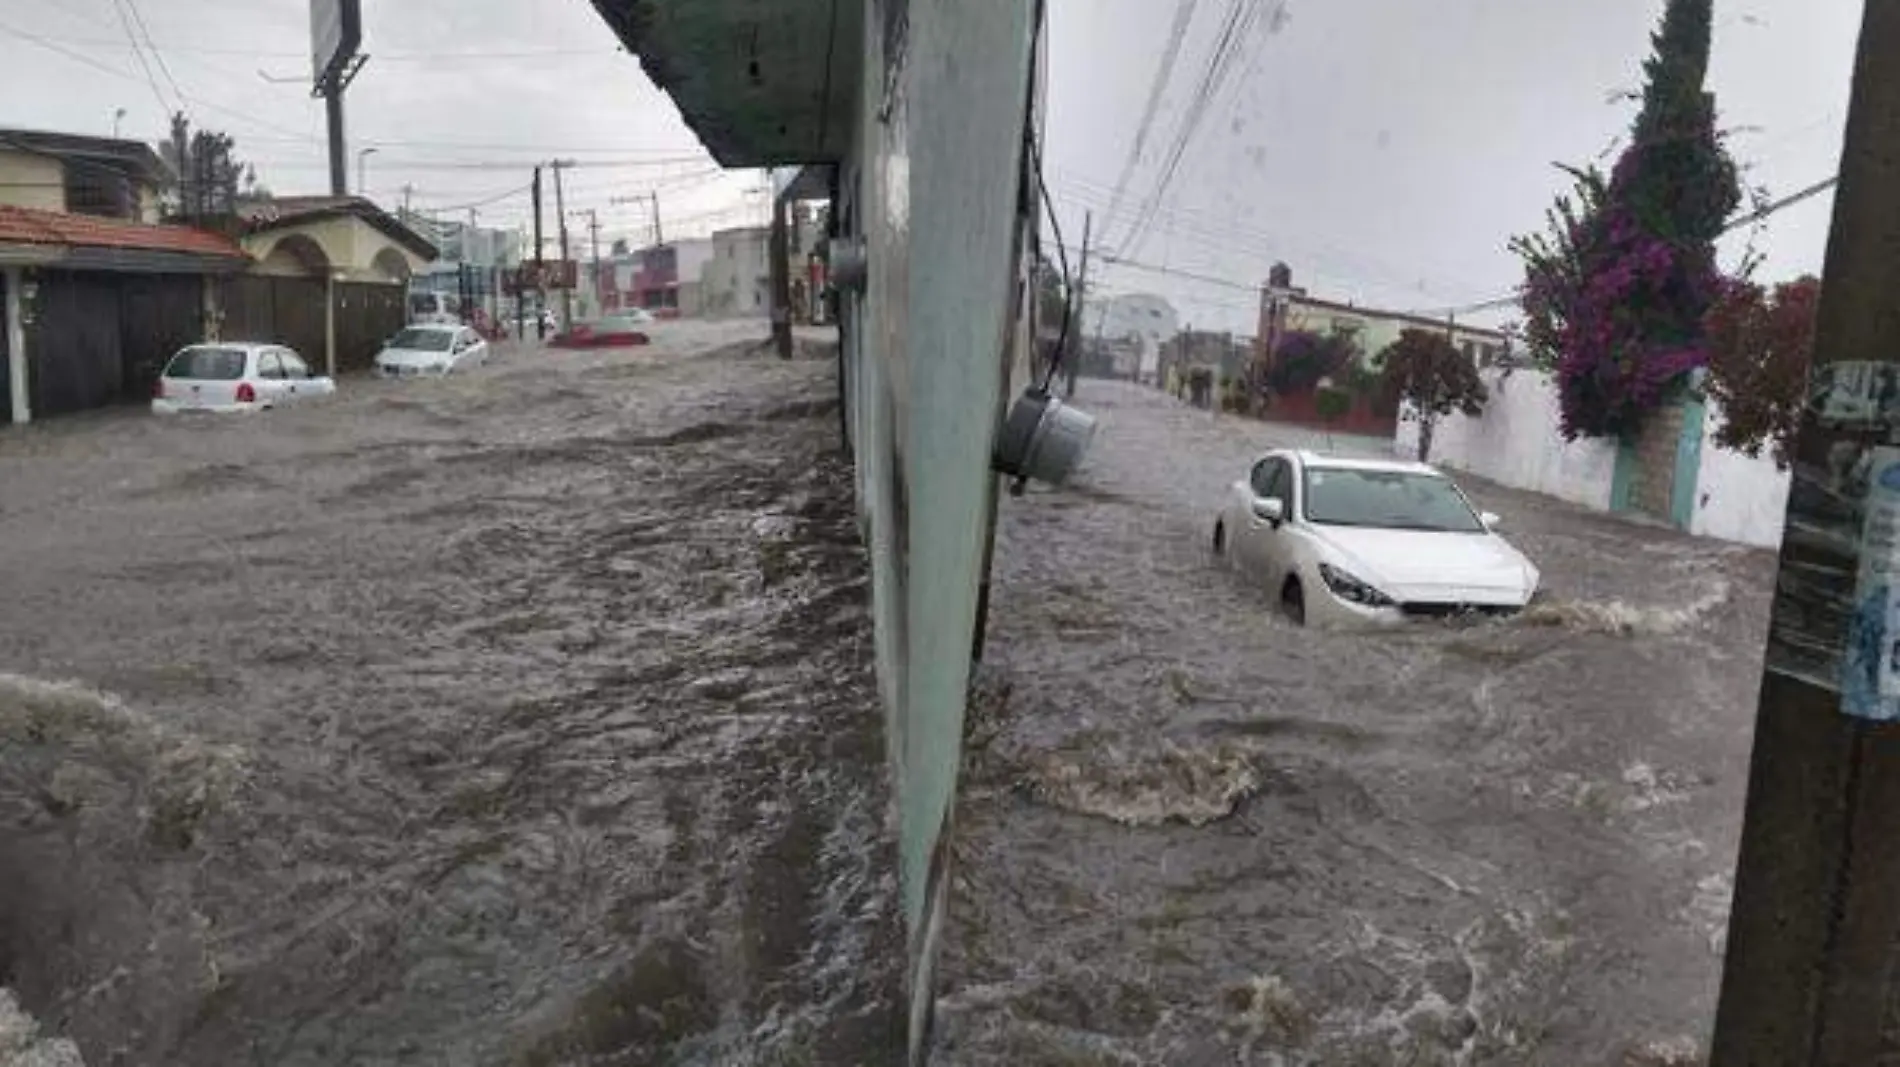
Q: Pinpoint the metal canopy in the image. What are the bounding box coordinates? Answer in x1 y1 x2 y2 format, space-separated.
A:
589 0 863 168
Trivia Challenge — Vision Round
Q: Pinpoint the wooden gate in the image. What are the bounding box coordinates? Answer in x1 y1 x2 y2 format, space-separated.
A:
336 282 404 372
28 271 124 417
222 275 327 370
120 275 204 400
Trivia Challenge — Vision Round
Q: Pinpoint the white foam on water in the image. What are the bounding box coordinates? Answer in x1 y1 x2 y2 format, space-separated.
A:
1520 578 1730 636
1024 739 1258 827
0 988 85 1067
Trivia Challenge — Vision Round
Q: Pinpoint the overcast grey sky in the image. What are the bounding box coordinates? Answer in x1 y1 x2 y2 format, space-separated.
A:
1047 0 1861 333
1 0 768 249
0 0 1864 328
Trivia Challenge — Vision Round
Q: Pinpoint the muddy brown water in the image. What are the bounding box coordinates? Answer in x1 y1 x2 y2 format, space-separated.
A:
0 325 901 1066
2 343 1774 1067
934 380 1772 1066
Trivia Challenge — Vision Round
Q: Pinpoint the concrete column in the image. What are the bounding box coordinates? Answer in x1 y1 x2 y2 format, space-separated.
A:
5 266 28 425
324 274 338 377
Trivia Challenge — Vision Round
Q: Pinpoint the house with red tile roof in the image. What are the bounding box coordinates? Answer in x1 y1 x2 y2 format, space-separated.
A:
0 130 434 422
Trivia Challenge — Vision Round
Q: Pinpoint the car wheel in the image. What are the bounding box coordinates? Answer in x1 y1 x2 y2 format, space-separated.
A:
1281 577 1306 626
1212 521 1226 556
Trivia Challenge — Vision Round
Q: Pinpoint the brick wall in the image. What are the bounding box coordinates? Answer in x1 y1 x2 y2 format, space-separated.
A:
1626 401 1685 519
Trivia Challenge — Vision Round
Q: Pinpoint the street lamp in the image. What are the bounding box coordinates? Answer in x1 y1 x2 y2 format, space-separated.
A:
356 147 379 198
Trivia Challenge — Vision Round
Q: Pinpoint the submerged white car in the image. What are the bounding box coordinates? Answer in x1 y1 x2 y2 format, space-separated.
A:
1212 450 1540 626
375 325 489 378
152 343 335 414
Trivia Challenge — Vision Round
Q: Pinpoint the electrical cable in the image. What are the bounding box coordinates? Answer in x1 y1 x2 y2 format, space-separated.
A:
108 0 176 117
119 0 187 113
1029 129 1073 396
1100 0 1199 240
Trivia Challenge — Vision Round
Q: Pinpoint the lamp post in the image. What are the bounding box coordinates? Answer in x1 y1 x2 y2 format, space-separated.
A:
355 146 378 198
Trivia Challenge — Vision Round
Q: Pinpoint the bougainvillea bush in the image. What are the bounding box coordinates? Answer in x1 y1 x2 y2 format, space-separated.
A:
1702 275 1821 469
1266 330 1356 397
1510 0 1739 440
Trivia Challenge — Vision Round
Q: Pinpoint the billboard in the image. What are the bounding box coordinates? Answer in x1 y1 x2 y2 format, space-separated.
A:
310 0 362 88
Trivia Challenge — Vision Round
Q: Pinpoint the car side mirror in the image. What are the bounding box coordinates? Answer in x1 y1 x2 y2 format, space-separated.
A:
1252 497 1286 524
1480 511 1501 528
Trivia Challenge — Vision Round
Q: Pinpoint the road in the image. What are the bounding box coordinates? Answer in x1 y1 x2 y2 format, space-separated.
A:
935 379 1773 1066
0 324 901 1066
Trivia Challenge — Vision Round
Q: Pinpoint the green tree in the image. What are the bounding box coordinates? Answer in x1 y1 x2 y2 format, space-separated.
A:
1510 0 1739 439
1377 328 1487 463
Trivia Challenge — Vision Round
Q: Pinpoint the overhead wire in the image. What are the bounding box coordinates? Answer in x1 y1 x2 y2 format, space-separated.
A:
1099 0 1199 239
105 0 175 117
118 0 187 113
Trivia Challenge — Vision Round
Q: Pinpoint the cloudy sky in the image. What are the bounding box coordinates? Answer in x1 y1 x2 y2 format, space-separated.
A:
1047 0 1862 332
1 0 1864 329
1 0 769 250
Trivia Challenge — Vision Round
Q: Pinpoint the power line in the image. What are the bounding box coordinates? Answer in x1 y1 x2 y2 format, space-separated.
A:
107 0 175 117
118 0 186 113
1100 0 1199 240
1404 172 1842 318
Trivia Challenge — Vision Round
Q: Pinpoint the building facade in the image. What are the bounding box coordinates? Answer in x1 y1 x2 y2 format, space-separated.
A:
1090 292 1179 381
699 226 771 317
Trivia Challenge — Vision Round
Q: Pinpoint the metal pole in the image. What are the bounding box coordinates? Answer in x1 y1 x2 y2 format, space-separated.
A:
1713 4 1900 1062
553 161 573 331
1066 210 1092 398
324 83 346 197
769 193 793 358
651 190 663 246
531 166 545 340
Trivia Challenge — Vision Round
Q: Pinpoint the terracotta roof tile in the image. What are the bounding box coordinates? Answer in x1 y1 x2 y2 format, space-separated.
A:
0 204 247 259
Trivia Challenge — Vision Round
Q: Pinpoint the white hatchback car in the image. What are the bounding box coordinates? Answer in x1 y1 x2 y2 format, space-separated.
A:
152 343 336 414
376 325 489 378
1213 450 1540 626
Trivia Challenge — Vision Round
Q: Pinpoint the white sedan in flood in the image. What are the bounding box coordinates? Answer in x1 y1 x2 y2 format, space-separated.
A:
375 325 489 378
1212 450 1540 626
152 343 335 414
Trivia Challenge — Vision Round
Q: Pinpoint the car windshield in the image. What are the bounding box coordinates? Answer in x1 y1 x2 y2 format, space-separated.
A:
1302 467 1485 533
164 347 247 380
389 329 454 352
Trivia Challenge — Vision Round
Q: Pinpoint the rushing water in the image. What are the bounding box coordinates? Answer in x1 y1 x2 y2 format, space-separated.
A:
0 326 901 1066
1 343 1773 1067
933 380 1770 1066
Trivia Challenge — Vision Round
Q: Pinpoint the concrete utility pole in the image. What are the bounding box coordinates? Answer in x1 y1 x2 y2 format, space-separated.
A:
1066 210 1092 398
651 190 664 246
769 193 793 359
532 165 546 340
356 146 377 199
571 208 601 316
1713 4 1900 1063
324 86 347 196
552 159 574 331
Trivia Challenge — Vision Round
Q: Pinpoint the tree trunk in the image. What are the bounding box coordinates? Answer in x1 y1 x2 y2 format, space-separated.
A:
1418 414 1435 463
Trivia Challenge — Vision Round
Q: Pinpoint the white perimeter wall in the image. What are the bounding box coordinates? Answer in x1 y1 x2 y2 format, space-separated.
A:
1395 368 1618 511
1394 368 1790 548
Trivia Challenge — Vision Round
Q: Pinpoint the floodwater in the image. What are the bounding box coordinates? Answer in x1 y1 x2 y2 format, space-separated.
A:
934 380 1773 1066
0 324 901 1066
2 343 1776 1067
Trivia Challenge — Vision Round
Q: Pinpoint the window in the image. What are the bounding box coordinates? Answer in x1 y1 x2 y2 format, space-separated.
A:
164 347 246 380
1250 458 1289 502
1301 467 1484 533
279 351 311 379
257 352 286 380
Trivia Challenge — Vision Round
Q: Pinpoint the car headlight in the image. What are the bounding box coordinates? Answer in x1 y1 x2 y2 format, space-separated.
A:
1318 562 1395 607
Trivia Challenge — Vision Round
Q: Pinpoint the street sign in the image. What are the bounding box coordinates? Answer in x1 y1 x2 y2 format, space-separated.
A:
505 261 579 294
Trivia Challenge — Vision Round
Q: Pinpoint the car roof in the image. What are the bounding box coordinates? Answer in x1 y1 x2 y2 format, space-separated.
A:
1275 449 1444 477
178 341 275 352
401 323 459 333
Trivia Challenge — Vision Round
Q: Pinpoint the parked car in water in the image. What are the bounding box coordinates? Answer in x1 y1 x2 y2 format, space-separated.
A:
151 343 335 414
375 325 490 378
550 312 653 349
1212 449 1540 626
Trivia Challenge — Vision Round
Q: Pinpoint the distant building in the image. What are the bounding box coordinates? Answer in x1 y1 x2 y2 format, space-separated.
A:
1090 292 1179 382
601 237 714 315
1161 329 1250 388
1256 262 1509 369
1253 263 1508 436
699 226 771 318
